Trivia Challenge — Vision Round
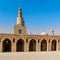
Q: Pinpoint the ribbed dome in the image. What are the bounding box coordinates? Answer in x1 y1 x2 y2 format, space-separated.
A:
41 32 48 35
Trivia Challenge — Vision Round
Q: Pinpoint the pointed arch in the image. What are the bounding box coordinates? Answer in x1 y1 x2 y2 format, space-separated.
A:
41 39 47 51
16 39 24 52
2 38 11 52
51 40 57 51
29 39 36 51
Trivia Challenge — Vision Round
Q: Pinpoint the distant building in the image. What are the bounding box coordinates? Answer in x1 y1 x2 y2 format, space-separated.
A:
0 8 60 52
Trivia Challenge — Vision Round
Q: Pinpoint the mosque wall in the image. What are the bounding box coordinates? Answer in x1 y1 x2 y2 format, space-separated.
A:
0 34 60 52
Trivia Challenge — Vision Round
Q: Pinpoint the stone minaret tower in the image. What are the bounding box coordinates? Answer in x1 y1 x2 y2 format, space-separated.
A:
14 8 26 35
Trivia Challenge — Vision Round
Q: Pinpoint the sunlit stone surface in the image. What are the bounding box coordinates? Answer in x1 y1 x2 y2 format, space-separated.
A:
0 52 60 60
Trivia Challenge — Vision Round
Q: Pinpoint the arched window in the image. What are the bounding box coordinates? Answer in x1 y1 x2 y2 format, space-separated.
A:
16 39 24 52
2 39 11 52
41 39 47 51
51 40 57 51
29 39 36 51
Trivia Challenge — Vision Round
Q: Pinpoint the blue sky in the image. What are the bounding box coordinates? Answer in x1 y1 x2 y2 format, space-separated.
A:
0 0 60 35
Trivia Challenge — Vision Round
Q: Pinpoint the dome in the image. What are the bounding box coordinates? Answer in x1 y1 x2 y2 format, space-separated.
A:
41 32 48 35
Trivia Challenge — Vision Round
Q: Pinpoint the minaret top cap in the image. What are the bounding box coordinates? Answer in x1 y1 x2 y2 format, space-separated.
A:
18 8 22 17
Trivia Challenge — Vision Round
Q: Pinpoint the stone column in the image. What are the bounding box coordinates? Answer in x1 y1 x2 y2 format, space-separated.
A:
24 39 29 52
36 39 39 51
56 40 58 51
47 40 48 51
48 39 51 51
0 39 2 52
12 39 16 52
40 41 41 51
48 43 51 51
58 40 60 51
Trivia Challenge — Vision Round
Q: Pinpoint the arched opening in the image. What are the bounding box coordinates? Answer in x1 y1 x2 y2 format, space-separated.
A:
16 39 24 52
2 39 11 52
51 40 57 51
29 39 36 51
41 39 47 51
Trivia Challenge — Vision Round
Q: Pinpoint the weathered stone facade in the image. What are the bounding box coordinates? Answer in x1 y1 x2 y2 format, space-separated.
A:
0 8 60 52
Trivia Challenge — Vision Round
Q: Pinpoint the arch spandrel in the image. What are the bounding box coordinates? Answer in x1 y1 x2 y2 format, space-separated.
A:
16 39 24 52
51 40 57 51
40 38 48 43
41 39 47 51
16 38 25 42
50 38 58 43
2 38 12 43
2 38 11 52
28 38 37 44
29 39 36 51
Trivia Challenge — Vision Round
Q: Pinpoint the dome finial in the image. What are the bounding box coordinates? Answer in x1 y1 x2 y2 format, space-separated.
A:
51 27 54 35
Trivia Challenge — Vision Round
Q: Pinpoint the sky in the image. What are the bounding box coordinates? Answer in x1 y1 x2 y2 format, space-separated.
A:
0 0 60 35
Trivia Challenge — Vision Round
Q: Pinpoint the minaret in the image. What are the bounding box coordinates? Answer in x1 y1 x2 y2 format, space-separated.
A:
17 8 24 26
14 8 26 35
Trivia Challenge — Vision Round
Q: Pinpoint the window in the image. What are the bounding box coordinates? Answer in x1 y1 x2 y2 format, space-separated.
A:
19 30 22 34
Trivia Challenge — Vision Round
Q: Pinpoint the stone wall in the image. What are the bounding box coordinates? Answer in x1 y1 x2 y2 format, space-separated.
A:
0 34 60 52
